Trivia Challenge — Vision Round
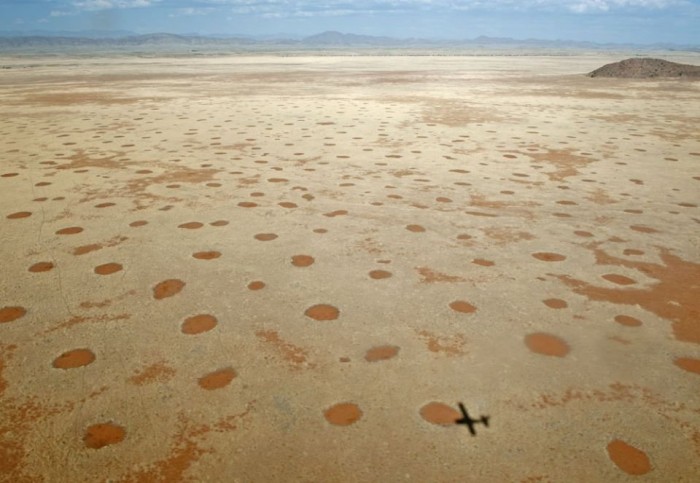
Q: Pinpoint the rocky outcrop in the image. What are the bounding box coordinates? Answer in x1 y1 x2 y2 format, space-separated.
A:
588 58 700 78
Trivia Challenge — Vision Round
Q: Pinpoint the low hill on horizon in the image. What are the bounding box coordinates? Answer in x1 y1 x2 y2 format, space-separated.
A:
588 57 700 78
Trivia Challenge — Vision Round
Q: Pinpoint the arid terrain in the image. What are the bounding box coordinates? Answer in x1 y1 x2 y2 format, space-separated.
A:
1 53 699 482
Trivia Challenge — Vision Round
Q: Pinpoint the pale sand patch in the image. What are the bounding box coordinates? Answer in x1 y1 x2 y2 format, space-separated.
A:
1 53 698 482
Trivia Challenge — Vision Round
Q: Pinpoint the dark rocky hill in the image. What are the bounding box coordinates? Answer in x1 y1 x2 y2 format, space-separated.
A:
588 58 700 78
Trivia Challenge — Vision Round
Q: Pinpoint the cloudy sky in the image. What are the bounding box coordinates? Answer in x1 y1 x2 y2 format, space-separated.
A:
2 0 699 44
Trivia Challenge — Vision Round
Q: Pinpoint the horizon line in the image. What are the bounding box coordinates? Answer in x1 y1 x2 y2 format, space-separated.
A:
1 30 699 48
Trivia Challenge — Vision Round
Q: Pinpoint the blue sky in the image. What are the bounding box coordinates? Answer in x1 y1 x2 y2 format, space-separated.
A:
1 0 699 44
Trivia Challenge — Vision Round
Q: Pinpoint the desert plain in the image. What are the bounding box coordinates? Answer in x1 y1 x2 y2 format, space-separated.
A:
1 52 699 482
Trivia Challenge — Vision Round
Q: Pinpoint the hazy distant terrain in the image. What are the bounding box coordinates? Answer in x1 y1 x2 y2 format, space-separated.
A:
1 30 698 54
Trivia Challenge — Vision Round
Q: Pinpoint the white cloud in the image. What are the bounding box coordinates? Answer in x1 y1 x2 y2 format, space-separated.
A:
168 7 215 17
201 0 689 17
71 0 158 11
50 9 76 17
567 0 685 13
261 9 360 18
51 0 692 16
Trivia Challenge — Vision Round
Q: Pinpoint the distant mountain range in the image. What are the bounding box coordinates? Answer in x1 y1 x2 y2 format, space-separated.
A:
0 30 697 51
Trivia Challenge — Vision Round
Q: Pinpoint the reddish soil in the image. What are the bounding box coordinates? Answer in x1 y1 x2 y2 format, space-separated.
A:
181 314 218 335
364 345 400 362
524 333 570 357
84 423 127 449
153 279 186 300
52 349 96 369
304 304 340 321
606 439 652 475
420 402 460 425
198 368 237 390
324 403 362 426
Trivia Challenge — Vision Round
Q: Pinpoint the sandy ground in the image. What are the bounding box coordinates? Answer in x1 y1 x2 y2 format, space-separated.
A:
1 53 699 482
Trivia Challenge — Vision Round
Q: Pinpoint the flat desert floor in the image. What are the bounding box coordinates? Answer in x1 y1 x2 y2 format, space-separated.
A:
1 53 699 482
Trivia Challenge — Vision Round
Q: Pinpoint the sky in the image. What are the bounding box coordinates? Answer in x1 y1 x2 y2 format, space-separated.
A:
1 0 699 44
